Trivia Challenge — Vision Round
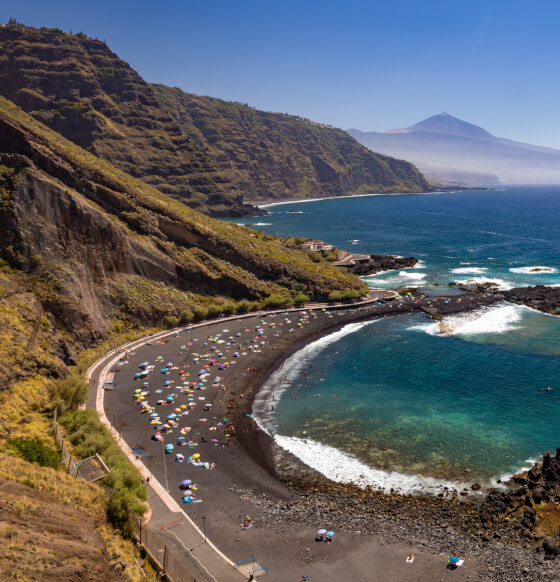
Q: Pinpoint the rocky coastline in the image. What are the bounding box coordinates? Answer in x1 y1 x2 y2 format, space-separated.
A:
238 287 560 579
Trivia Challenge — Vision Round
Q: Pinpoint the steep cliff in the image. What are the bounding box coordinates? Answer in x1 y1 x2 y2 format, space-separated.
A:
0 25 429 215
0 96 365 348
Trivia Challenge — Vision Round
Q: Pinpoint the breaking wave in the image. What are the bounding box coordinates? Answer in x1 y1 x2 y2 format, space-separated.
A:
274 435 467 494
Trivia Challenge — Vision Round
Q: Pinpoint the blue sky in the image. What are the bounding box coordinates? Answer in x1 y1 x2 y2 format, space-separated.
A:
3 0 560 147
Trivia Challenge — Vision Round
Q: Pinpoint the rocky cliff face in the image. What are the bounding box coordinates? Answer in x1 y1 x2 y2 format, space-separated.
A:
0 25 430 215
0 96 364 345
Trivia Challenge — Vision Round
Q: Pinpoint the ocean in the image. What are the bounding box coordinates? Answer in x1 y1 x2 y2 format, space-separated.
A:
236 186 560 493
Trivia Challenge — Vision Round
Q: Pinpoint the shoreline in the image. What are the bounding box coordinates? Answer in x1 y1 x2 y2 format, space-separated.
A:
229 291 512 497
245 189 434 209
102 291 559 581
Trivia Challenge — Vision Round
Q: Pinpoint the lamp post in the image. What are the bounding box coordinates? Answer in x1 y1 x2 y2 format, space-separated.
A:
161 434 169 491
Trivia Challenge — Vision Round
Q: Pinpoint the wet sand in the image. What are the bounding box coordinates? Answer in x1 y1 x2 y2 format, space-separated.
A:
104 292 556 581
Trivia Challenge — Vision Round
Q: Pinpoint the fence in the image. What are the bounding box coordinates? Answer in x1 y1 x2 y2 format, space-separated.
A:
137 520 217 582
51 410 211 582
52 409 81 478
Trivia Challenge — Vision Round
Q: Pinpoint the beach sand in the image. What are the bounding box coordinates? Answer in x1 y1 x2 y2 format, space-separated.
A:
104 293 554 581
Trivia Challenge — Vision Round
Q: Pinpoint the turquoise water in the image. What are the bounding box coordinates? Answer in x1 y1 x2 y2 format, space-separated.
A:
240 187 560 488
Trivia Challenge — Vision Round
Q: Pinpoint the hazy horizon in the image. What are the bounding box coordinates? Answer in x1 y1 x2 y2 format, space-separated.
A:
3 0 560 148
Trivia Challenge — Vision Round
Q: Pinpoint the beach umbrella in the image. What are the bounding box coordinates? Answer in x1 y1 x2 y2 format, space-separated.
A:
448 556 459 565
167 362 173 366
180 479 192 487
182 496 193 503
317 529 327 535
326 531 334 538
163 380 171 386
160 368 169 374
192 453 201 459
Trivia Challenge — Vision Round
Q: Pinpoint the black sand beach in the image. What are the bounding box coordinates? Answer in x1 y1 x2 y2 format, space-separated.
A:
103 293 558 581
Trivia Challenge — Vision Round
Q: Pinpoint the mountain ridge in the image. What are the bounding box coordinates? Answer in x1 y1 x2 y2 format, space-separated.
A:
0 25 429 215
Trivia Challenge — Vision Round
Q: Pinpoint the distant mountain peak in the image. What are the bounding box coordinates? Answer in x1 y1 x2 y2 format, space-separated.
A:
387 113 494 140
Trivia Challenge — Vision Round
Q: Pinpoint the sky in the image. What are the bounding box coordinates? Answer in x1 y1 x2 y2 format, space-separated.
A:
3 0 560 147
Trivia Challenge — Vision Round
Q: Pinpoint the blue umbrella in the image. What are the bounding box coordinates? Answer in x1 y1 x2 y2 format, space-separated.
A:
163 380 171 386
160 368 169 373
326 531 334 538
449 556 459 564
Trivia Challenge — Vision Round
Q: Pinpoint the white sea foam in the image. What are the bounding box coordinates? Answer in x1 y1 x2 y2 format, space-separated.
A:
509 266 557 274
399 271 426 280
491 458 539 490
274 435 465 494
450 267 488 275
252 222 272 226
252 320 379 433
410 304 527 337
454 277 514 290
412 260 426 269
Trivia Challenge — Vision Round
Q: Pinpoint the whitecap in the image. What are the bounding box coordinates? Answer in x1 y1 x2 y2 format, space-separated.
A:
450 267 488 275
409 304 526 337
399 271 426 280
252 222 272 226
454 277 514 290
274 435 466 494
509 266 557 274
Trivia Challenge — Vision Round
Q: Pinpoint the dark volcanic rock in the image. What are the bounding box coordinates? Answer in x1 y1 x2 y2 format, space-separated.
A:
348 255 418 276
504 285 560 316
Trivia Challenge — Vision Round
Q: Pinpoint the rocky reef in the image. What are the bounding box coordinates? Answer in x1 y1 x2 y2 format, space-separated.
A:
504 286 560 315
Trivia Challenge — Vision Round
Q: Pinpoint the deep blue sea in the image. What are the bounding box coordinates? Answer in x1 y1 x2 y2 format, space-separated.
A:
236 187 560 493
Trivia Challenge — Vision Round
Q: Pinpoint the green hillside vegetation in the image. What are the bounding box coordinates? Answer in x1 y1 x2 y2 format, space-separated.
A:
0 25 430 215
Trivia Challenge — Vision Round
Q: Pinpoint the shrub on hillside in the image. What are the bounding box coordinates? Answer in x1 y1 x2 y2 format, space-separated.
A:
49 374 89 412
60 409 146 537
7 437 60 468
